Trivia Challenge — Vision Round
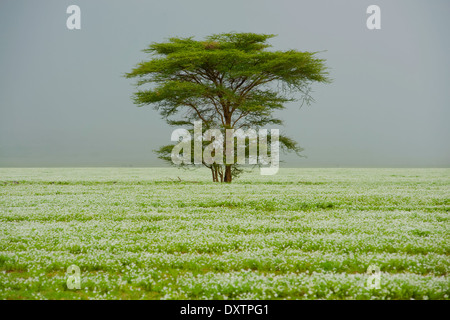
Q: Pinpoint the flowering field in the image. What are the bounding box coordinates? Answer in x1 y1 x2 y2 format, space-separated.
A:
0 168 448 300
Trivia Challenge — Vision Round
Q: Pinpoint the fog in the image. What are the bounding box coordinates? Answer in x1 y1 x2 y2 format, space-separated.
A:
0 0 449 167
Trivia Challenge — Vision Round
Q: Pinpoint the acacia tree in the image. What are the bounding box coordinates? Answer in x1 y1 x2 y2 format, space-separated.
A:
125 32 330 182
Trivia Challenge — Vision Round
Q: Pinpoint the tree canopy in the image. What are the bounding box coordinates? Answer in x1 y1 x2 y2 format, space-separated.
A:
125 32 330 182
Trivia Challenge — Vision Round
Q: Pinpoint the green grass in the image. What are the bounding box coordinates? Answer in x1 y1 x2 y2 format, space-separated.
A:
0 168 449 300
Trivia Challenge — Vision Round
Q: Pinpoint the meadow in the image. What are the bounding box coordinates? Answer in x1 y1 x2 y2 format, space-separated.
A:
0 167 448 300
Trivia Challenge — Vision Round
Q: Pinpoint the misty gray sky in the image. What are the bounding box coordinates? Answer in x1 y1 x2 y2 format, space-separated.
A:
0 0 449 167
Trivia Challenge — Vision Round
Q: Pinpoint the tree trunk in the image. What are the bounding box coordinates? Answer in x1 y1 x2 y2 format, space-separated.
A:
224 165 232 183
218 166 224 182
224 110 233 183
211 167 216 182
215 165 220 182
